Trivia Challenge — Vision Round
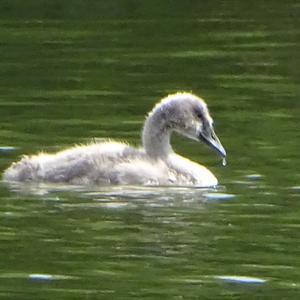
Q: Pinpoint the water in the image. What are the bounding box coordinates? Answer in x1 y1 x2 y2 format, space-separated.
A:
222 157 227 167
1 1 300 299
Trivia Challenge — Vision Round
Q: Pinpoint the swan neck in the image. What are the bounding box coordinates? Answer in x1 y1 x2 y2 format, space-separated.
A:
142 108 172 158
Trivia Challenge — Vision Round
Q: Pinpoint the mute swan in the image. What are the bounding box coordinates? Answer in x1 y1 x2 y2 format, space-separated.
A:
3 92 226 186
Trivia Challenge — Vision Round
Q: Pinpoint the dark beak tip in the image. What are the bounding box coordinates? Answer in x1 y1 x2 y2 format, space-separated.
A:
219 147 227 158
199 132 226 159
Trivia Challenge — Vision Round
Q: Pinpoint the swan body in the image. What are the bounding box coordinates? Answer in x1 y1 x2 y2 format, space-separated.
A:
3 92 226 186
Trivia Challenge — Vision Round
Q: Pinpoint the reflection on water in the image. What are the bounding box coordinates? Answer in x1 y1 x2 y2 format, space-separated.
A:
1 175 300 298
0 1 300 299
3 181 234 204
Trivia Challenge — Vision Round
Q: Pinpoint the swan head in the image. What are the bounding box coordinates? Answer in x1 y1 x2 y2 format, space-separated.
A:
156 92 226 158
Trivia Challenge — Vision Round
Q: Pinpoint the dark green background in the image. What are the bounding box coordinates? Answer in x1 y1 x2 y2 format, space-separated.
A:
0 1 299 299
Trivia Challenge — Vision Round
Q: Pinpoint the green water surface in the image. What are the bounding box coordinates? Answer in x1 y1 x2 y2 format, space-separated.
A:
0 1 300 299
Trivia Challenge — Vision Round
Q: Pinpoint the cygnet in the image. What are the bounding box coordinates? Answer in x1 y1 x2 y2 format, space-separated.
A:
3 92 226 186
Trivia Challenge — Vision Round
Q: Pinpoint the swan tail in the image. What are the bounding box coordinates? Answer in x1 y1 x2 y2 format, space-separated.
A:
3 156 39 182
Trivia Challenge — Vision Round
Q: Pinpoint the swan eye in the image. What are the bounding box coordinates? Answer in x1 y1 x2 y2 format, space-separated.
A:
195 110 203 120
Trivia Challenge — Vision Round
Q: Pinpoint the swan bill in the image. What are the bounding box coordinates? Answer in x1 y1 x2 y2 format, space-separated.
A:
199 128 226 158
